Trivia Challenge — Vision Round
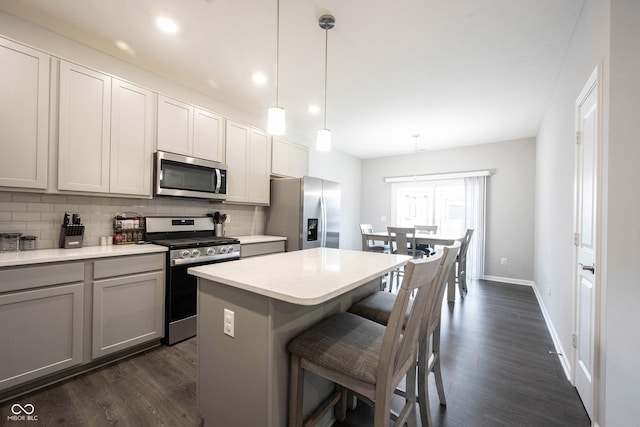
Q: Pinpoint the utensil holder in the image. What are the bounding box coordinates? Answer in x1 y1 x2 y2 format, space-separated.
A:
215 224 224 236
59 225 84 249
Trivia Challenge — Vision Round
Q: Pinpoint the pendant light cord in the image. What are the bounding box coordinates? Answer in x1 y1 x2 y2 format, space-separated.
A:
323 26 328 129
275 0 280 106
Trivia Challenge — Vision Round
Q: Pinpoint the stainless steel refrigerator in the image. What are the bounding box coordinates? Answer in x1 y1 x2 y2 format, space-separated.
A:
266 176 340 251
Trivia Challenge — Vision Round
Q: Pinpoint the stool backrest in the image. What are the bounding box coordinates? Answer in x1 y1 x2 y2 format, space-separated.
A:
378 251 444 391
422 241 460 338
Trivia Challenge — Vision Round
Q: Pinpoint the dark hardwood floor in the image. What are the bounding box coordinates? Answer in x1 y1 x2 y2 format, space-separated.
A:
334 280 591 427
0 279 590 427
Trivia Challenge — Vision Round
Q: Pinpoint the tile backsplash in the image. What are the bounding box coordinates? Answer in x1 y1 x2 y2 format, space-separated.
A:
0 192 266 249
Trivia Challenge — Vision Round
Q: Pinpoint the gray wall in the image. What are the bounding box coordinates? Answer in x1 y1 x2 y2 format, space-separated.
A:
361 138 536 281
536 0 640 424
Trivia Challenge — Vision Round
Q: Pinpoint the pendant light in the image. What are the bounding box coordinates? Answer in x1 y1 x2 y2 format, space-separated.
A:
267 0 285 135
316 14 335 152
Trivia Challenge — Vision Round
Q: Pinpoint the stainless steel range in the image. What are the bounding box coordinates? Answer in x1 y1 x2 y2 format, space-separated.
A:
145 216 240 345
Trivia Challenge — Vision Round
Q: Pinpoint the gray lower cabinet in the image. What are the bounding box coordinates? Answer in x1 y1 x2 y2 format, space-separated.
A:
241 240 286 258
0 264 85 392
92 255 164 359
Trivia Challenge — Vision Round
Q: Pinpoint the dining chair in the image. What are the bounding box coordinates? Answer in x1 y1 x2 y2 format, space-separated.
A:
359 223 387 253
387 226 426 292
415 224 438 257
348 241 460 427
287 252 444 427
451 228 474 300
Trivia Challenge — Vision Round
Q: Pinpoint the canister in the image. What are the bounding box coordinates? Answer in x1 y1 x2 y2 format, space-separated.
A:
19 235 38 251
0 233 22 252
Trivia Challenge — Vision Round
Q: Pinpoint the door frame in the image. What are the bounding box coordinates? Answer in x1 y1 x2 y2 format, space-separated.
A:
572 64 603 423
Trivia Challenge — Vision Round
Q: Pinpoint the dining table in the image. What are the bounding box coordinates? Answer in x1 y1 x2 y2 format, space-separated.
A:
360 230 466 302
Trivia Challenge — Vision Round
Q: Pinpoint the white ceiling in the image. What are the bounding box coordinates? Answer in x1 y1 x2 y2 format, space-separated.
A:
0 0 585 159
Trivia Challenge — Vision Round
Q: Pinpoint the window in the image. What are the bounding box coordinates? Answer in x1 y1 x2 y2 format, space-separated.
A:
390 175 486 280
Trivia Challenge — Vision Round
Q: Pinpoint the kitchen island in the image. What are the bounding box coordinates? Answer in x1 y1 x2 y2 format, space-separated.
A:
188 247 411 427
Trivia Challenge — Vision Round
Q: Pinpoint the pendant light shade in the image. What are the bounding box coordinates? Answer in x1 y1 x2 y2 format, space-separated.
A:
267 0 285 136
268 106 285 135
316 129 331 152
316 14 335 151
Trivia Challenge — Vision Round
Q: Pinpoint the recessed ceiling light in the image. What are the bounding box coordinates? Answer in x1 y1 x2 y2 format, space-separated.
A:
115 40 136 56
252 72 268 85
156 15 179 34
308 105 321 114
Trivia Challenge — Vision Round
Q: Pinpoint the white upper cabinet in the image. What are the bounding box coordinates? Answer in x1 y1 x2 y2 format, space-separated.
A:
58 61 111 193
225 120 270 205
110 79 154 196
58 61 154 197
0 38 50 190
271 137 309 178
193 107 225 162
157 95 224 162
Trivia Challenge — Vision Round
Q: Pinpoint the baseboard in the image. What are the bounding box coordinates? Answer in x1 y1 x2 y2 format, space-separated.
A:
482 275 534 286
482 275 572 381
529 283 573 381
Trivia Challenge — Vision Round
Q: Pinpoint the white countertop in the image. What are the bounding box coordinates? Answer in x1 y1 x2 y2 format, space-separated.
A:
234 235 287 244
188 247 411 305
0 244 167 268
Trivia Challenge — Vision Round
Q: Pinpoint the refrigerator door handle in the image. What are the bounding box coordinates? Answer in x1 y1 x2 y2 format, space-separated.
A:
320 195 327 247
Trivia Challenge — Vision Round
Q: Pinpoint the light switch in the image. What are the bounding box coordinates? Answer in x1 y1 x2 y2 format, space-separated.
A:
224 308 234 338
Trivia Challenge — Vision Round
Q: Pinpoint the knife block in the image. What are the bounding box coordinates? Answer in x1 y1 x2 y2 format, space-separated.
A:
59 225 85 249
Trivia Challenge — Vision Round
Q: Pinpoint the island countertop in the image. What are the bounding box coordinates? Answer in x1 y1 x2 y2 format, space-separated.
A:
188 247 411 305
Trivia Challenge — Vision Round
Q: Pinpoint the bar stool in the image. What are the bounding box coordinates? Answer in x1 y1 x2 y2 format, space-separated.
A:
415 224 437 257
449 228 474 301
360 223 387 253
348 242 460 427
286 252 445 427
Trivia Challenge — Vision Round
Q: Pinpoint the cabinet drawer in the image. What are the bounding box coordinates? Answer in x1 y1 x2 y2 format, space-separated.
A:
241 241 285 258
93 253 164 279
0 262 84 293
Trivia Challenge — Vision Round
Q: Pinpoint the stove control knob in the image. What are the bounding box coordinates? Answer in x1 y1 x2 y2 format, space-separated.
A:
191 249 201 258
219 247 227 254
180 250 191 259
206 247 216 256
227 246 236 254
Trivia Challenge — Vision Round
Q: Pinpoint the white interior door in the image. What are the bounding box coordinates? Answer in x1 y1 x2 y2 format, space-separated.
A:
574 67 600 421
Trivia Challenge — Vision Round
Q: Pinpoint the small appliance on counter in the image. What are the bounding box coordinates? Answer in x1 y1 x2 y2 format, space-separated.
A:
59 212 84 249
113 212 145 244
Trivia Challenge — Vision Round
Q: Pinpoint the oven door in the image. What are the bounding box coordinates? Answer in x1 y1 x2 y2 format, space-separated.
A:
155 151 227 200
165 257 235 345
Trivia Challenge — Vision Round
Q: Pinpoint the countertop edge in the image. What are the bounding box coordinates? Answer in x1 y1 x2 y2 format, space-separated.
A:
0 244 168 268
235 235 287 244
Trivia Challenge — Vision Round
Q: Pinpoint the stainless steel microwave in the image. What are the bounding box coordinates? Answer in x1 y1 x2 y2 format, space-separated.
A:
154 151 227 201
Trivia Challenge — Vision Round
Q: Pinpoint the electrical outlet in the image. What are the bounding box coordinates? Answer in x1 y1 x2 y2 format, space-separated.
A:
500 257 507 266
224 308 234 338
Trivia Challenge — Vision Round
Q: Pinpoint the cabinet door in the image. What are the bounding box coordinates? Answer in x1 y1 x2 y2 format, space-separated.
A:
271 137 291 177
249 129 270 204
110 79 154 196
0 283 84 391
157 95 193 156
291 144 309 178
58 61 111 193
0 38 49 189
193 107 225 162
92 271 164 359
225 120 250 202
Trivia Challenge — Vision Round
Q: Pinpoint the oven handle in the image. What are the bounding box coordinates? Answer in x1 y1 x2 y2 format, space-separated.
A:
215 169 222 193
172 253 240 266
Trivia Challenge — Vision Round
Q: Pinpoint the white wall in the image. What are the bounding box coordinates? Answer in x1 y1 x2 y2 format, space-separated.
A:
308 149 362 250
361 138 536 281
535 0 640 424
603 0 640 424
